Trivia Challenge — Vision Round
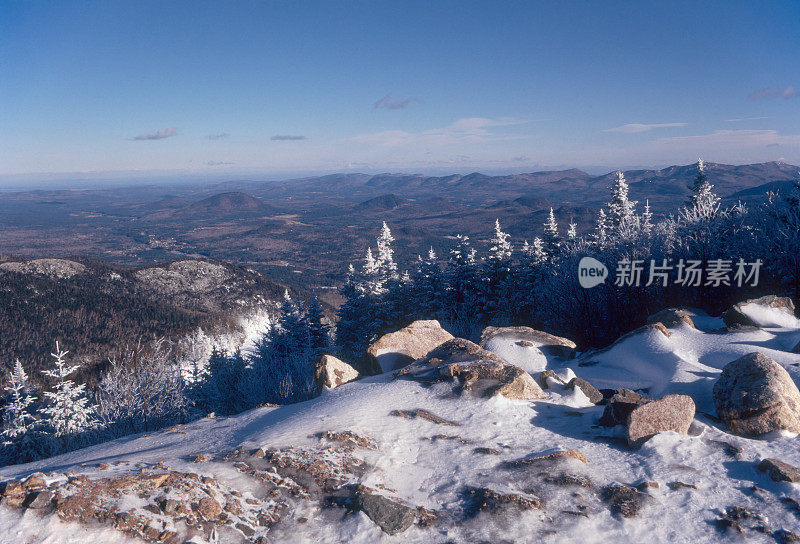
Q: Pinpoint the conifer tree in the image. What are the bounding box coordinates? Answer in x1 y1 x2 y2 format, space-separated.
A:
543 208 561 257
306 292 332 353
607 171 637 227
642 199 654 235
41 343 95 437
2 360 37 441
686 158 720 219
567 221 577 240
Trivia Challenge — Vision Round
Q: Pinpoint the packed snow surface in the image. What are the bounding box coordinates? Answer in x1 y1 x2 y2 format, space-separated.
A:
3 302 800 543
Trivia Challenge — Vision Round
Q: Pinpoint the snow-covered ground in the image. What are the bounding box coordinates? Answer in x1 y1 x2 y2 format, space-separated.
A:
3 302 800 543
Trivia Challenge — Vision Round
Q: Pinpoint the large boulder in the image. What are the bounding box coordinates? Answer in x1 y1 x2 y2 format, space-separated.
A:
646 308 696 329
365 320 453 373
396 338 546 401
480 326 576 373
599 388 651 427
723 295 797 329
713 352 800 436
314 355 359 392
353 486 416 535
626 394 695 446
757 458 800 483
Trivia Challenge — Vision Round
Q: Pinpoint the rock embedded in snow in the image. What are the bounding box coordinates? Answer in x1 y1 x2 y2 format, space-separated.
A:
23 490 54 509
365 319 453 373
599 388 651 427
353 486 417 535
314 354 359 392
758 458 800 484
602 484 650 518
647 307 696 329
566 377 603 404
479 326 576 352
479 326 576 373
723 295 796 328
395 338 546 400
713 352 800 436
538 370 565 389
626 394 695 447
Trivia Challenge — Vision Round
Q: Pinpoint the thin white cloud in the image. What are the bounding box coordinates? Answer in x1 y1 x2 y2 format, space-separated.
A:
207 133 229 140
748 85 799 101
653 129 800 150
603 122 687 134
347 117 531 147
373 93 417 110
724 116 769 122
132 127 177 140
271 135 307 141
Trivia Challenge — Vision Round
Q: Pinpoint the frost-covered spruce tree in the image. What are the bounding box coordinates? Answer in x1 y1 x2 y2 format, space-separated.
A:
543 208 561 258
686 158 720 219
443 234 482 338
410 248 445 320
607 171 637 227
335 263 377 362
641 199 654 235
567 221 577 240
306 292 331 354
376 222 399 283
2 360 37 441
41 343 95 437
590 208 609 248
482 219 514 324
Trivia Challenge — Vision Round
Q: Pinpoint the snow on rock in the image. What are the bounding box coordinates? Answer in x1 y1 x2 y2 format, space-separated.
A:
365 320 453 374
480 325 576 374
4 320 800 543
723 295 799 329
314 355 360 392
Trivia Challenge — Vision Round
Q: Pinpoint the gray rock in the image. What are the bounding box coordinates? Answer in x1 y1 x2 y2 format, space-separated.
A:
396 338 545 400
538 370 565 389
723 295 796 328
647 308 696 329
314 354 359 392
599 388 651 427
366 320 453 374
354 487 416 535
601 484 648 518
23 490 54 509
566 377 603 404
480 326 576 358
626 394 695 446
713 352 800 436
758 458 800 483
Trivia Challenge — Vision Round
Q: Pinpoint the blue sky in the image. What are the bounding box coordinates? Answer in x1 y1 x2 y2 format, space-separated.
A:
1 0 798 181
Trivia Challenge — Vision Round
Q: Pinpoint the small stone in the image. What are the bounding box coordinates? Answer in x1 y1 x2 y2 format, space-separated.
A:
353 487 416 536
668 481 697 490
566 377 603 404
23 490 54 509
235 522 256 537
602 484 648 518
196 496 222 520
538 370 564 389
636 481 660 491
473 447 501 455
758 458 800 483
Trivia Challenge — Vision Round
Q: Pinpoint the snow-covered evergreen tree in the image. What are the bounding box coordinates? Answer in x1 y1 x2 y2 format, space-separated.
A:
306 292 332 353
410 248 445 320
607 171 637 227
376 222 399 283
642 199 654 235
483 220 514 324
2 360 37 441
686 158 720 219
590 208 609 248
567 221 577 240
41 343 95 437
543 208 561 257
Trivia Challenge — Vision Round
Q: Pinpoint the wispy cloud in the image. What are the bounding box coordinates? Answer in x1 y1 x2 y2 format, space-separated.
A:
373 93 417 110
725 116 769 122
271 135 307 141
653 129 800 151
206 160 234 166
603 122 687 134
132 127 177 140
207 133 229 140
748 85 799 101
347 117 530 148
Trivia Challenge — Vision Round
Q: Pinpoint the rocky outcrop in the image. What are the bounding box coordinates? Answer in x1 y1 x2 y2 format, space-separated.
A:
626 394 695 446
713 352 800 436
647 308 696 329
723 295 796 328
758 458 800 483
480 325 576 358
314 354 359 392
395 338 546 400
365 320 453 373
